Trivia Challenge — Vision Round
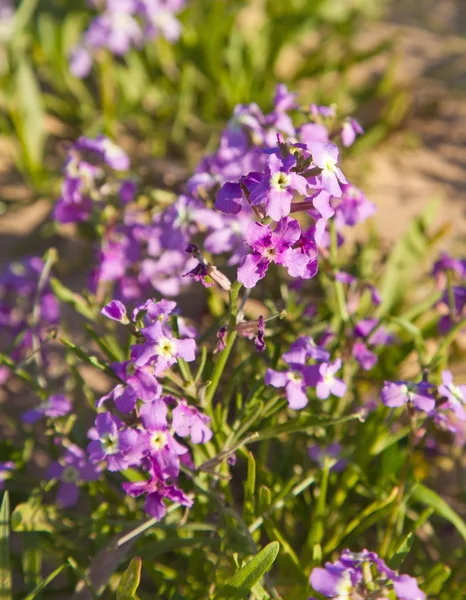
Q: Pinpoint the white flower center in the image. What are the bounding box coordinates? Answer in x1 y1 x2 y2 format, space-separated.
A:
323 156 337 173
449 384 464 403
335 570 353 596
288 372 303 384
151 431 167 450
61 465 79 483
271 171 291 190
101 433 119 455
156 337 177 358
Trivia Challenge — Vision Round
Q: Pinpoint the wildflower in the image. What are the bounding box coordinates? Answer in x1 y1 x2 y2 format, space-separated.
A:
308 142 347 198
341 118 364 147
308 443 346 472
352 341 377 371
282 336 330 364
101 299 129 323
381 381 435 413
310 549 425 600
138 400 188 479
0 462 15 490
48 444 101 508
265 364 318 410
87 413 142 471
438 370 466 420
131 320 196 372
122 458 193 519
22 394 72 424
237 217 308 288
249 153 308 221
333 183 376 227
315 360 346 400
172 401 213 444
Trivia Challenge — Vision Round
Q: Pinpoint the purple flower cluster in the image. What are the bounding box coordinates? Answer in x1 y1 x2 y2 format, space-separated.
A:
86 297 211 519
432 250 466 334
0 257 59 385
310 549 425 600
265 336 346 410
54 135 133 224
381 370 466 431
70 0 186 78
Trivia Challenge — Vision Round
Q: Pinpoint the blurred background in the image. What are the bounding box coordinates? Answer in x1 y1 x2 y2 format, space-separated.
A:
0 0 465 268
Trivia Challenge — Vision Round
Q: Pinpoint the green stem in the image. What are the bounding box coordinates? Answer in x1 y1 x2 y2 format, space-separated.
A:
205 281 242 407
98 50 116 137
379 415 416 557
307 457 331 548
329 220 349 324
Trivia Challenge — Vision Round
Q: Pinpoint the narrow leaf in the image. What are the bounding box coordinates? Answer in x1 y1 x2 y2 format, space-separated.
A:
116 557 142 600
213 542 279 600
0 492 12 600
23 565 67 600
411 483 466 543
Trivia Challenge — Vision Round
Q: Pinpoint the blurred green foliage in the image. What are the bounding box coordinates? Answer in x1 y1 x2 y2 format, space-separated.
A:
0 0 395 184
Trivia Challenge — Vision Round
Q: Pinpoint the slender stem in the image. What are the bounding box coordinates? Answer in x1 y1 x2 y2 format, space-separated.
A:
205 281 242 406
98 50 116 137
446 270 457 323
329 220 350 324
379 414 416 557
307 457 331 548
31 248 57 389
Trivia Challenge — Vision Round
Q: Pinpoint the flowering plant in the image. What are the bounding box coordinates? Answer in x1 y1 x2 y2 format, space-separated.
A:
1 80 466 599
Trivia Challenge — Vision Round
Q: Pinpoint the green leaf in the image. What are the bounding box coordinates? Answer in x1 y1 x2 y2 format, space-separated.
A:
243 452 256 520
254 412 363 442
0 492 12 600
411 483 466 543
11 501 58 533
389 508 433 570
49 278 96 321
116 557 142 600
11 56 46 175
23 565 67 600
60 338 117 380
213 542 279 600
422 563 452 596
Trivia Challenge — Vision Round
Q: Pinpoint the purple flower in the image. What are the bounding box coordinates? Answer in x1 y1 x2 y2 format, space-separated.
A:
87 412 142 471
172 401 212 444
341 118 364 147
237 217 308 288
315 360 346 400
308 443 346 472
48 444 100 508
215 182 243 214
381 381 435 413
137 400 188 479
282 336 330 364
22 394 72 424
122 459 193 519
101 299 129 323
265 364 318 410
308 142 347 198
69 45 92 78
438 370 466 420
310 549 425 600
131 320 196 372
432 252 466 288
0 461 15 490
249 153 308 221
352 341 377 371
334 183 375 227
